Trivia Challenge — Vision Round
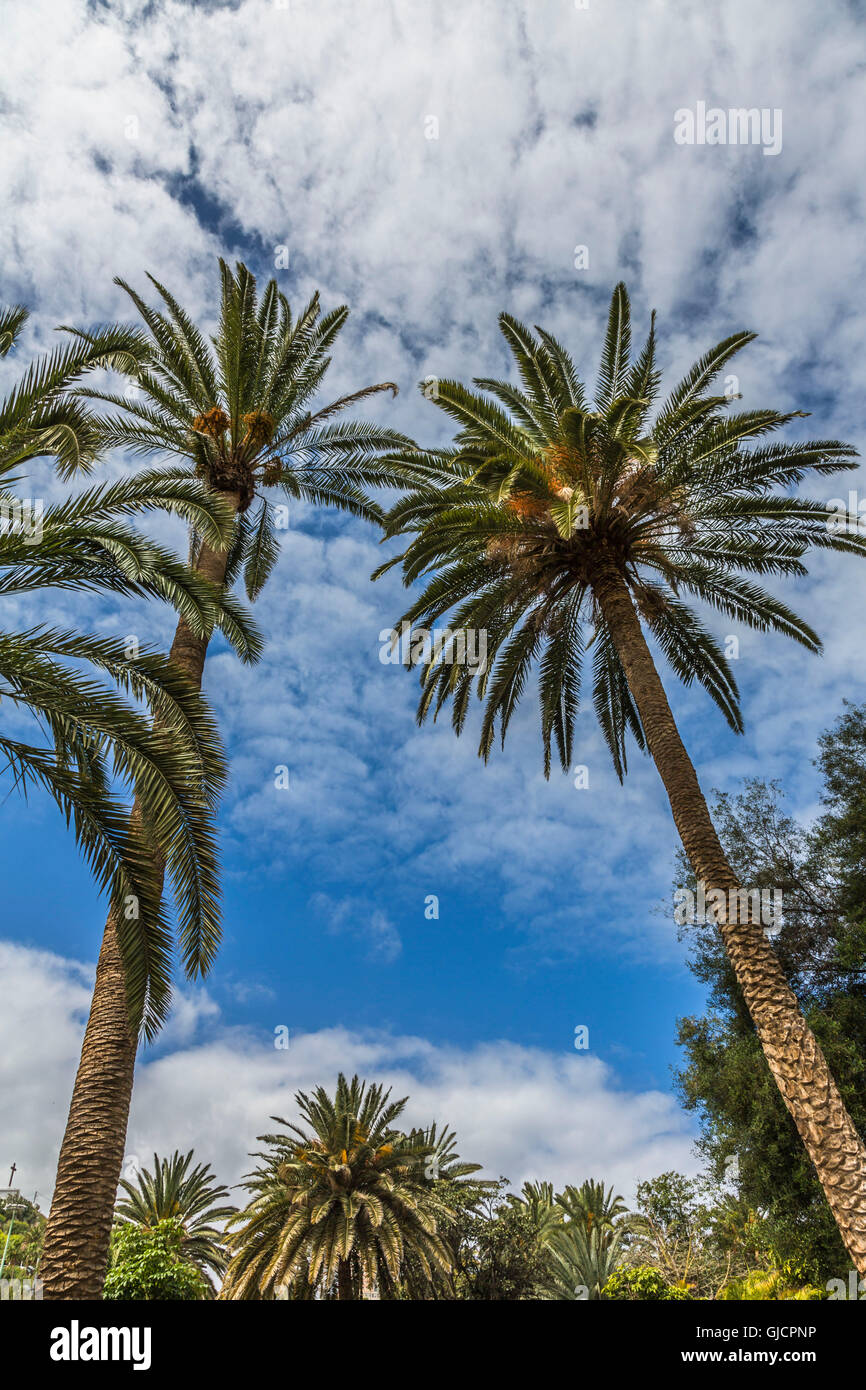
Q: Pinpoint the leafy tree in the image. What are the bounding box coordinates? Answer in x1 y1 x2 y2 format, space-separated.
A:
103 1218 209 1301
222 1074 476 1300
446 1178 554 1300
42 260 411 1298
0 1193 45 1281
376 281 866 1271
115 1150 235 1288
625 1172 723 1298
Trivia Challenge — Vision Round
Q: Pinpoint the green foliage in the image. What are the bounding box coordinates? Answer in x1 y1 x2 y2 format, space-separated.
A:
720 1268 825 1301
103 1218 209 1301
222 1074 481 1300
0 302 257 1038
0 1194 45 1279
68 260 415 600
544 1221 624 1300
603 1265 692 1300
445 1179 554 1300
115 1150 235 1286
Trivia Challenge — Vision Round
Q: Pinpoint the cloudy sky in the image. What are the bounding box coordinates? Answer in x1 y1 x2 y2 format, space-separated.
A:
1 0 865 1205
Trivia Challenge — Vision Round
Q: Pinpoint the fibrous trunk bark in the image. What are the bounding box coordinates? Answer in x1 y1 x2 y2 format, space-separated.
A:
41 497 239 1299
591 556 866 1276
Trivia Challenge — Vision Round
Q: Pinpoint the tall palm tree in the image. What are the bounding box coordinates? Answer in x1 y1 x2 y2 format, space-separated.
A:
375 283 866 1273
221 1074 461 1300
41 262 411 1298
115 1150 235 1288
1 302 255 1300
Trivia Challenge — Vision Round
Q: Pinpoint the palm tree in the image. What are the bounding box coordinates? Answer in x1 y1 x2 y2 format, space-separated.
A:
507 1179 562 1246
396 1120 486 1298
40 261 411 1298
376 282 866 1273
544 1221 624 1300
557 1178 631 1235
221 1074 464 1299
115 1150 235 1289
0 303 255 1300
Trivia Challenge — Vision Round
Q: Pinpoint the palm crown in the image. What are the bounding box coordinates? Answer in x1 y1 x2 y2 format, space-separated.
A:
116 1150 236 1285
377 283 860 778
67 260 412 602
222 1074 478 1300
0 305 255 1037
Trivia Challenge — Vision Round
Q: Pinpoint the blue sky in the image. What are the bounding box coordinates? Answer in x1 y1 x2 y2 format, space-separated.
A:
2 0 865 1203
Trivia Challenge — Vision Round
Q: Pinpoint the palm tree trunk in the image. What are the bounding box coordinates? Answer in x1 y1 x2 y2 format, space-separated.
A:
41 496 240 1299
337 1260 353 1300
591 555 866 1276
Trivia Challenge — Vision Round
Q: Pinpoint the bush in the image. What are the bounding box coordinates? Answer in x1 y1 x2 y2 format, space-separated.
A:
720 1268 825 1301
103 1218 209 1301
602 1265 693 1300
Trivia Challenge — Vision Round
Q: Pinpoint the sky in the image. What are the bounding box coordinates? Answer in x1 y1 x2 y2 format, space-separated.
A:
1 0 865 1208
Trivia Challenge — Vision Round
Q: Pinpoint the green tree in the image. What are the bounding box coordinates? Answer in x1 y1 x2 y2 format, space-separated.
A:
222 1074 470 1300
42 261 411 1298
376 282 866 1271
103 1219 209 1301
447 1178 554 1300
115 1150 235 1289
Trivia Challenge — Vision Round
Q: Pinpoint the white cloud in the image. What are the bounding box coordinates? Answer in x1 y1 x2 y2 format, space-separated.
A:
0 940 696 1203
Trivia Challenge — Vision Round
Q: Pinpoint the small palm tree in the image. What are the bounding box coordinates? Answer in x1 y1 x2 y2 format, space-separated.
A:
377 283 866 1272
221 1074 465 1300
544 1221 624 1300
507 1179 562 1246
42 261 411 1298
115 1151 235 1288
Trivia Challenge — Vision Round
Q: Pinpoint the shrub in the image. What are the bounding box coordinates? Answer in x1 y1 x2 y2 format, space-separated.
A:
603 1265 693 1300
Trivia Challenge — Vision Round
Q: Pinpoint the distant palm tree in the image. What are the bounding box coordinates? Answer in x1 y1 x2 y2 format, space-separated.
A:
507 1179 562 1246
377 283 866 1273
221 1074 464 1300
41 261 411 1298
115 1151 235 1288
557 1178 630 1235
544 1222 624 1300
